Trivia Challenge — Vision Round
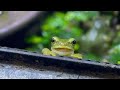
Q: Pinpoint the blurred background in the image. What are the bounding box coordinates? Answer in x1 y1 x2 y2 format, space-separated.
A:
0 11 120 64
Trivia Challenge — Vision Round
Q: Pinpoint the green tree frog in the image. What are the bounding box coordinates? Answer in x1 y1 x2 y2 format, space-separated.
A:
42 36 82 59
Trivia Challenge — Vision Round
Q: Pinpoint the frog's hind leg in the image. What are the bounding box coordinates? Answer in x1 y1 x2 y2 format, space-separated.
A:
70 53 82 59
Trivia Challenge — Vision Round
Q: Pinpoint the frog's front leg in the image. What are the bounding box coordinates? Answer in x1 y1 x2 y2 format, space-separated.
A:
70 53 82 59
42 48 56 56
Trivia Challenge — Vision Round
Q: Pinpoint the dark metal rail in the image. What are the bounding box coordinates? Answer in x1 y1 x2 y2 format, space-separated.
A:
0 46 120 75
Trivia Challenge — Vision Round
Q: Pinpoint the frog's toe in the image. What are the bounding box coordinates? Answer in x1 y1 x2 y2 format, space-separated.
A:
77 57 82 59
71 54 82 59
51 53 56 56
42 52 51 55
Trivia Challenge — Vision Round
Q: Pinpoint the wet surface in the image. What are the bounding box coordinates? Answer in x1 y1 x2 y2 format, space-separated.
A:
0 61 119 79
0 46 120 79
0 62 98 79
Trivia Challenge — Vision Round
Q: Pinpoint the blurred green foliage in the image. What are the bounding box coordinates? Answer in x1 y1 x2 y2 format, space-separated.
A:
25 11 120 64
107 45 120 64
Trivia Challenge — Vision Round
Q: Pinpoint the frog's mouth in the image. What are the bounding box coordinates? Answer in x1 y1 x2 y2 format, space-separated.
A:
53 48 72 52
52 46 73 52
51 47 74 56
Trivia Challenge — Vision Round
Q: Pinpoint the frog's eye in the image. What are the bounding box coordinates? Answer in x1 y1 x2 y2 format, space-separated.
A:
69 38 76 44
51 36 59 42
72 40 76 44
51 38 55 42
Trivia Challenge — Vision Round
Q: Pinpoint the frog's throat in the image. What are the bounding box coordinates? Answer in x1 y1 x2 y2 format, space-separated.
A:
51 47 74 56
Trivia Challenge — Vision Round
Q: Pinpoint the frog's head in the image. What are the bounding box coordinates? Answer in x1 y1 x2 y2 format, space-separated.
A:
51 36 76 56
